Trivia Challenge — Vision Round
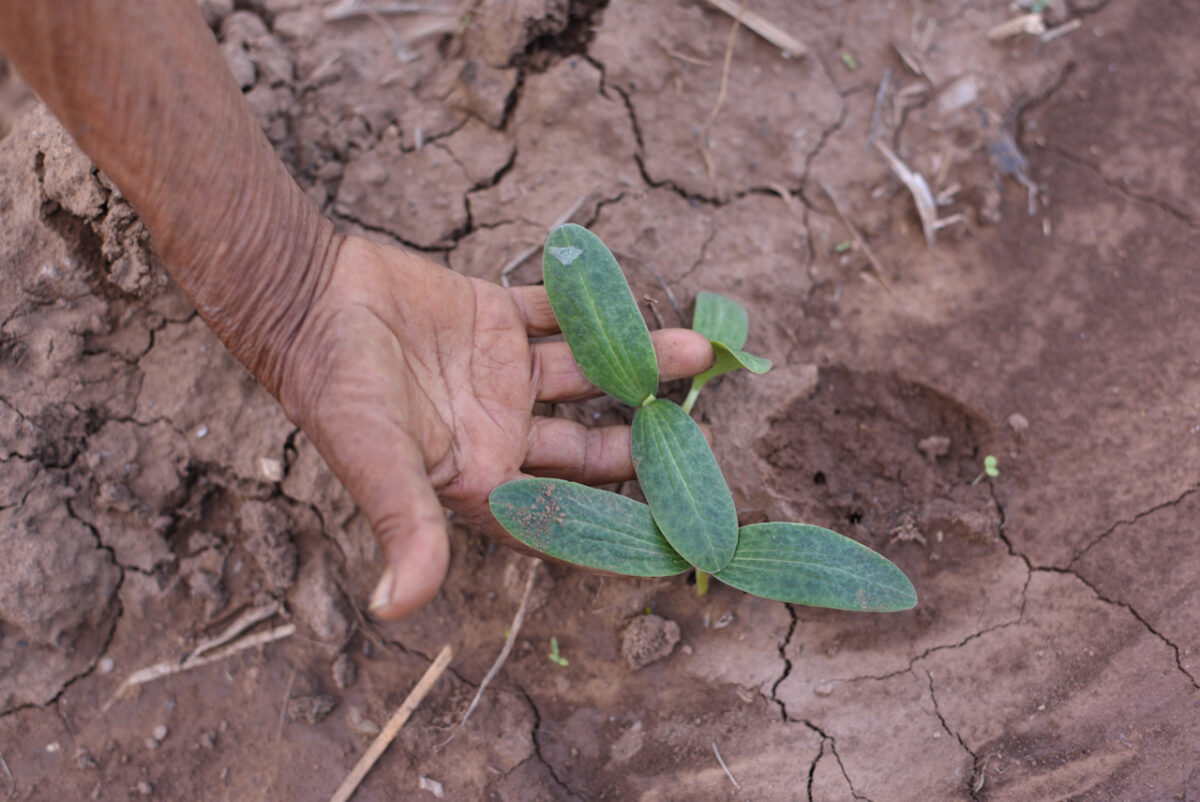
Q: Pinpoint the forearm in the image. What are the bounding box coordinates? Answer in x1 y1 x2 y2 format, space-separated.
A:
0 0 336 395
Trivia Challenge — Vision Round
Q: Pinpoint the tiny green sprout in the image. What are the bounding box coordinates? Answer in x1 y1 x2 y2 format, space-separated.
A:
489 225 917 613
834 240 854 254
841 52 859 70
972 455 1000 485
548 637 569 667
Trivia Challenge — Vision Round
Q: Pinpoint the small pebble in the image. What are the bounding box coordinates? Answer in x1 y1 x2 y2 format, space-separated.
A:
347 706 380 737
1007 413 1030 433
332 653 357 689
46 742 61 754
97 657 115 674
918 435 952 460
258 456 284 482
418 775 445 798
195 425 208 438
75 747 97 770
152 724 168 742
145 737 160 750
814 682 835 697
199 731 217 749
288 694 336 725
136 780 153 796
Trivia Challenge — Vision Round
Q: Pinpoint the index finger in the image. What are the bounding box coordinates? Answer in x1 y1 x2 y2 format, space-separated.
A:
508 285 560 337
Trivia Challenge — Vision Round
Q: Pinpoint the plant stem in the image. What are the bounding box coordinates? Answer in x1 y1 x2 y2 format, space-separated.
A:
682 385 701 415
695 570 710 596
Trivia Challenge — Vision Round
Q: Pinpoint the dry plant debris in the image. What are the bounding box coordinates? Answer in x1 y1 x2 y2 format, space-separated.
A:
328 643 453 802
701 0 807 58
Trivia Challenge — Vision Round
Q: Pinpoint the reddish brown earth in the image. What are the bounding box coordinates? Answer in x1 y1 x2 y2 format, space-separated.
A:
3 0 1199 799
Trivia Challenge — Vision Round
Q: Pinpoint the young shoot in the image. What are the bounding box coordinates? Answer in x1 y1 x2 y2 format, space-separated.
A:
548 637 569 667
972 454 1000 485
489 224 917 613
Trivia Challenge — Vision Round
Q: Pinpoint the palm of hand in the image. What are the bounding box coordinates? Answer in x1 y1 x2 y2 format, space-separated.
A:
281 236 710 617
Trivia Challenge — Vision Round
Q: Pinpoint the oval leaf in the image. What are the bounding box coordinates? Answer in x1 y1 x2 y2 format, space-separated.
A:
490 478 689 577
692 291 748 349
691 342 772 394
543 224 658 406
687 293 771 406
714 522 917 612
632 399 738 573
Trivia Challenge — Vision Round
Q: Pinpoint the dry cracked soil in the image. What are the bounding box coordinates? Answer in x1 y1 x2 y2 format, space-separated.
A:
2 0 1199 799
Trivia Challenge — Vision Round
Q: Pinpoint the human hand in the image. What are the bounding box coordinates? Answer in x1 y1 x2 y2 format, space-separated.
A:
277 236 714 619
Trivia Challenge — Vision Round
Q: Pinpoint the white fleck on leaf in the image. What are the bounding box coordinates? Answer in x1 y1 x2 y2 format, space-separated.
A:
547 245 583 265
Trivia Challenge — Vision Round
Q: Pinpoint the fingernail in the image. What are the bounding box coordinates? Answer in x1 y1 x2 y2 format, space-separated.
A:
369 566 395 613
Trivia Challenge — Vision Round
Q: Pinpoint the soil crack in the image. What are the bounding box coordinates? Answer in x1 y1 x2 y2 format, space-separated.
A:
329 211 453 255
1041 567 1200 689
514 686 585 800
1045 145 1199 230
926 670 984 799
0 502 125 718
801 721 871 802
1069 484 1200 568
768 603 797 722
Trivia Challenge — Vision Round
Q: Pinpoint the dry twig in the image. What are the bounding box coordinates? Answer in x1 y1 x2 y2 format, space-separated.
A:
987 13 1046 41
498 195 590 287
190 602 281 661
818 181 891 291
328 644 454 802
105 623 296 712
866 67 894 152
697 0 746 188
873 141 964 246
0 754 13 797
701 0 806 57
273 666 299 742
712 742 740 788
322 0 446 21
1040 18 1081 43
434 559 540 749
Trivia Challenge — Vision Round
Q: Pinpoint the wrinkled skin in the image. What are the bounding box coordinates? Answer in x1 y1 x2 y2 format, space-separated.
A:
279 237 712 616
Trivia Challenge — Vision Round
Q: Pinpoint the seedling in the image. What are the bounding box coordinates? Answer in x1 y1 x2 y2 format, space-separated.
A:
548 637 569 667
490 224 916 613
972 454 999 485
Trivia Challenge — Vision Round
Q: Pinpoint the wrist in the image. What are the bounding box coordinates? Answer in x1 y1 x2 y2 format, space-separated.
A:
174 181 342 402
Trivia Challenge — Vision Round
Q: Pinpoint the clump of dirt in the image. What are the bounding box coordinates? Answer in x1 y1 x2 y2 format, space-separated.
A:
620 614 680 670
241 500 298 593
0 474 121 710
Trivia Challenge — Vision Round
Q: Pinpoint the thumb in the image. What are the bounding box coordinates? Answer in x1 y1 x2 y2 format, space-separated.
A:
358 433 450 620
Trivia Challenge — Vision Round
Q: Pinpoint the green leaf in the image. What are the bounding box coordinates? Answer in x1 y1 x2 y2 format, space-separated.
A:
693 342 772 389
685 293 771 411
542 224 658 406
632 399 738 573
692 291 749 349
714 522 917 612
489 478 689 577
